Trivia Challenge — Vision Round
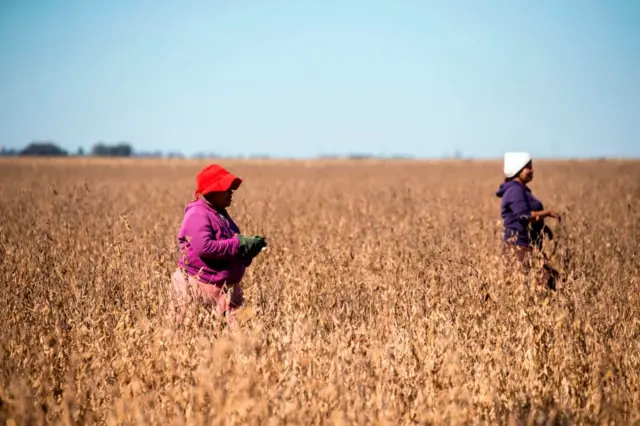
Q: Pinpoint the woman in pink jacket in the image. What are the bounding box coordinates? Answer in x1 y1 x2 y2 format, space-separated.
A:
171 164 267 325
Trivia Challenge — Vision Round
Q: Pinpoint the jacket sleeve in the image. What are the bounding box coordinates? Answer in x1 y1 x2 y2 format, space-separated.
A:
506 185 532 221
187 208 240 259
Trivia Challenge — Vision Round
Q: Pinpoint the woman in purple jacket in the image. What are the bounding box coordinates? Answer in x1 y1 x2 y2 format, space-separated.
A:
496 152 561 289
171 163 267 324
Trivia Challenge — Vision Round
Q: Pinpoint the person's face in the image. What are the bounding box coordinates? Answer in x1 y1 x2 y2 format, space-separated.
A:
518 160 534 183
205 189 234 209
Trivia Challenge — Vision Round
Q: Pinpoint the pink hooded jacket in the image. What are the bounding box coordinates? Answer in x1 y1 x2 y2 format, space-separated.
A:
176 198 248 285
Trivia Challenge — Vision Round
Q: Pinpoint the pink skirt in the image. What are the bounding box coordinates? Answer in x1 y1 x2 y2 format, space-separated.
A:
170 268 244 322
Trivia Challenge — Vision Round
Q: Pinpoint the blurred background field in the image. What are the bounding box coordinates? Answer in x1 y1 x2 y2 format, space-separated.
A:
1 158 639 425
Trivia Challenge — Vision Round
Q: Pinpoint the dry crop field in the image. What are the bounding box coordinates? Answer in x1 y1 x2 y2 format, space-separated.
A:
1 157 639 425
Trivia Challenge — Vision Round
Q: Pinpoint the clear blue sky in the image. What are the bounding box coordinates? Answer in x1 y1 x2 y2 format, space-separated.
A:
1 0 638 158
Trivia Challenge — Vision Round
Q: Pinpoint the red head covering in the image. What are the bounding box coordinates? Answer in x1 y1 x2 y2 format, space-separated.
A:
193 164 242 200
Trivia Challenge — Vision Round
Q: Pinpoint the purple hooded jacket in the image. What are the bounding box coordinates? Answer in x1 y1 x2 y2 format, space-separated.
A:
176 198 248 285
496 180 546 248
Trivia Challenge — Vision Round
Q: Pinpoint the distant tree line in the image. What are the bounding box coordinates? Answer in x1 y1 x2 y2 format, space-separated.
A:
1 141 225 159
91 142 133 157
0 141 161 158
0 140 443 160
18 141 69 156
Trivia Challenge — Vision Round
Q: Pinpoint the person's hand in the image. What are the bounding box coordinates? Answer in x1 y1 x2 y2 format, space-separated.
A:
547 210 562 221
237 234 267 259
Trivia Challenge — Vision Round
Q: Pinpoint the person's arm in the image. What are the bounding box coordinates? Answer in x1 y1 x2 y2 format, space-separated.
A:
506 185 533 223
188 209 240 259
507 186 560 223
530 209 561 221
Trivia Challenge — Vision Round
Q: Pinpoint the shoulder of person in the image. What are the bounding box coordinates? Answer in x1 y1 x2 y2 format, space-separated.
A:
183 202 216 222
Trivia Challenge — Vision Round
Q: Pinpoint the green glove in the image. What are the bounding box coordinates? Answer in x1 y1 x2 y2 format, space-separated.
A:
237 234 267 260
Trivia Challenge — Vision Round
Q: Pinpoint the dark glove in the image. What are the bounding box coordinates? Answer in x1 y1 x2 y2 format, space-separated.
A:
237 234 267 260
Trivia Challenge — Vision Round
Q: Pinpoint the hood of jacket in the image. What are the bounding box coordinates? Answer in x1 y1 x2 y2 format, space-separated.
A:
496 179 528 198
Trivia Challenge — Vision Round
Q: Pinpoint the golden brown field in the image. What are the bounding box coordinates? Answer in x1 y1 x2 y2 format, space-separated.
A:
1 157 639 425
